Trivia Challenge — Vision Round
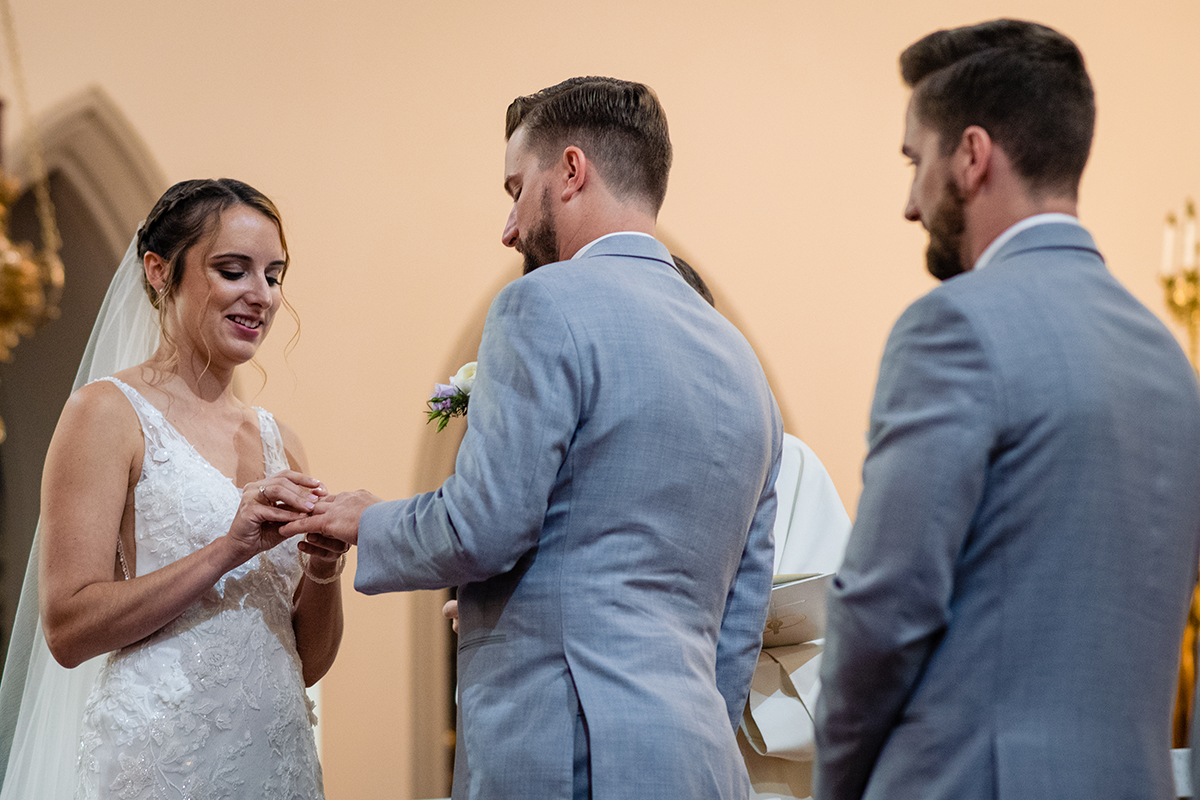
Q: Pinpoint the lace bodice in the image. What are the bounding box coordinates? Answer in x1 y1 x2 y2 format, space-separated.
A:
75 378 324 800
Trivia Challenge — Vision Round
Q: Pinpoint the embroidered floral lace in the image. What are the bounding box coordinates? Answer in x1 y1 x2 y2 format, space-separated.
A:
75 378 323 799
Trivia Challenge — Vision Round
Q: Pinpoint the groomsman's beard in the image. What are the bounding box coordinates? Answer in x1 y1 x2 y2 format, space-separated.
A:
521 188 560 274
925 177 969 281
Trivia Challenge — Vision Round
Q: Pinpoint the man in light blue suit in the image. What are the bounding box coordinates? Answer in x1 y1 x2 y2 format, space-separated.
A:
287 77 782 799
815 20 1200 800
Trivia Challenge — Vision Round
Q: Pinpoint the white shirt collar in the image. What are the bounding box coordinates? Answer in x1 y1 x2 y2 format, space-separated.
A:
972 213 1081 272
571 231 657 260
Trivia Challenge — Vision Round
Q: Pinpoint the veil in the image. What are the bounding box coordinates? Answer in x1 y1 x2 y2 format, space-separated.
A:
0 233 158 798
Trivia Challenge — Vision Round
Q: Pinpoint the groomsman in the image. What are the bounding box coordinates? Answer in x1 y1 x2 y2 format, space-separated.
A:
815 19 1200 800
288 77 781 799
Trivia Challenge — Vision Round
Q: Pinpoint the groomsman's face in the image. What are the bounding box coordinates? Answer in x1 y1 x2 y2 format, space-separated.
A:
502 126 561 273
902 100 969 281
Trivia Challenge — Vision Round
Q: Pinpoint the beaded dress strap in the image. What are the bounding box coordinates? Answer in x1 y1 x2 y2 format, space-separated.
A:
256 407 288 474
91 376 176 458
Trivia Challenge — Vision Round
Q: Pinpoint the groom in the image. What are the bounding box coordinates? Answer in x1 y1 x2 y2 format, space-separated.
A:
287 76 782 799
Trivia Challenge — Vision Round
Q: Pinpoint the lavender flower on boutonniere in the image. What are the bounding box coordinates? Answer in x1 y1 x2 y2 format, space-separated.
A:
426 361 476 432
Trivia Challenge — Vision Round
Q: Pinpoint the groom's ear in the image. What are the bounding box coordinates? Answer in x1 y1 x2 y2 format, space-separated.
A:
560 145 588 202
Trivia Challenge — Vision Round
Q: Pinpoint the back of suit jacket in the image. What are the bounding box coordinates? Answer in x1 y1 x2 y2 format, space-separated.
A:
358 234 782 799
816 223 1200 800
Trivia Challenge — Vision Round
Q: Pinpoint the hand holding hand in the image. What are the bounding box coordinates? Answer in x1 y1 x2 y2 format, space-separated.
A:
228 470 326 559
297 530 350 583
280 489 381 547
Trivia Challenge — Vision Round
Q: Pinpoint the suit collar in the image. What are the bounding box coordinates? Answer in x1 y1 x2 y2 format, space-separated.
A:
574 232 673 267
986 220 1102 268
572 231 656 260
974 213 1080 271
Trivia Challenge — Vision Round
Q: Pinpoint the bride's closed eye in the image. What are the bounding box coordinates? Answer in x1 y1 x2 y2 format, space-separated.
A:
217 269 281 287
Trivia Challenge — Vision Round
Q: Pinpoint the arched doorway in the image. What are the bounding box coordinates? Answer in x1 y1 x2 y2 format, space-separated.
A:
0 85 165 666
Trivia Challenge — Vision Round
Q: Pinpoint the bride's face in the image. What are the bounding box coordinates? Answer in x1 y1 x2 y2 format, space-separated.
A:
167 206 286 367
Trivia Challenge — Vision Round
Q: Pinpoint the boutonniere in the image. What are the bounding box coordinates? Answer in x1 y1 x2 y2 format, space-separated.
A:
426 361 476 432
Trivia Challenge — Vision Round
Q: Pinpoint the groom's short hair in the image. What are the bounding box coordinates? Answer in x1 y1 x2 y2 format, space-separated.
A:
505 76 672 213
901 19 1094 198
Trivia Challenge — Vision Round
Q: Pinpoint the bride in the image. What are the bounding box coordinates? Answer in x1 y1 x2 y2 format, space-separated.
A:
0 178 343 798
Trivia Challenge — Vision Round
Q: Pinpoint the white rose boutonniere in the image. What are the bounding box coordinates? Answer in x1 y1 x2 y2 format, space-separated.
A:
450 361 476 393
427 361 476 432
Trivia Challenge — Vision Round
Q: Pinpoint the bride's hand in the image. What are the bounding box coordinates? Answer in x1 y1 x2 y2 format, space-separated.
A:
228 470 325 557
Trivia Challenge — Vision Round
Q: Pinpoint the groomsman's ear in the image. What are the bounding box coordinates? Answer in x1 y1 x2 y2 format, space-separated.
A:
561 145 589 202
953 124 993 198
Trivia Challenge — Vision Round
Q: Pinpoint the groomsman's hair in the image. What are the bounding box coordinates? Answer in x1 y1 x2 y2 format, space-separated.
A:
505 76 672 213
900 19 1095 199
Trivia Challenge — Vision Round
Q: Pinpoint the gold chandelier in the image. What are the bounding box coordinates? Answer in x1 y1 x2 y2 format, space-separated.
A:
0 168 64 361
0 0 64 444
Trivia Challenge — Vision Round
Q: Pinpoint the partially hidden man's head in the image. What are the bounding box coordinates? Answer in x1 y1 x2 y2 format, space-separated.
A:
671 255 715 308
505 77 673 215
901 19 1095 199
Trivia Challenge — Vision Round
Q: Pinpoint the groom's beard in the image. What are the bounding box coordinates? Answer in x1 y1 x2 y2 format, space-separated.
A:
925 177 969 281
521 188 559 275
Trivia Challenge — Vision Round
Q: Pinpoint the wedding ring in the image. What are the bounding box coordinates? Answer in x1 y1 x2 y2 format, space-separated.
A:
258 486 267 496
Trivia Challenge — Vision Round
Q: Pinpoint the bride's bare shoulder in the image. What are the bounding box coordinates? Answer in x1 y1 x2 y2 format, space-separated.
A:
58 377 140 440
40 378 145 499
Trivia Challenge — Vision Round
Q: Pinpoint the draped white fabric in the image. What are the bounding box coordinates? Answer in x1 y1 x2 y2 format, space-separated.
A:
768 435 851 577
0 235 158 799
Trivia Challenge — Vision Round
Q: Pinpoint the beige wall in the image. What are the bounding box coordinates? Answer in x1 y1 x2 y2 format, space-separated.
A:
9 1 1200 796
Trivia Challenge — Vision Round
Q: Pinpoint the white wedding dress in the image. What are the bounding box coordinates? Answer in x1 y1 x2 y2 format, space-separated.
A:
73 377 324 799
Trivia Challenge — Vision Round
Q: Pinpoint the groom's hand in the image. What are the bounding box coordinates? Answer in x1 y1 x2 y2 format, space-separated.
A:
281 490 382 547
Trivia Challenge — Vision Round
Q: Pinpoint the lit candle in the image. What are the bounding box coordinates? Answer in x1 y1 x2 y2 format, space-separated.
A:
1186 204 1198 269
1163 214 1177 275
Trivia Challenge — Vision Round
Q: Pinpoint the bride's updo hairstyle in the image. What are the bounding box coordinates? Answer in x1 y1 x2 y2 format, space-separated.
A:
138 178 289 310
136 179 290 364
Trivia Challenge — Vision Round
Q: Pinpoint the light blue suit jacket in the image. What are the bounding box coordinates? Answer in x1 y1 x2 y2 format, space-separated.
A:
815 223 1200 800
357 234 782 800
